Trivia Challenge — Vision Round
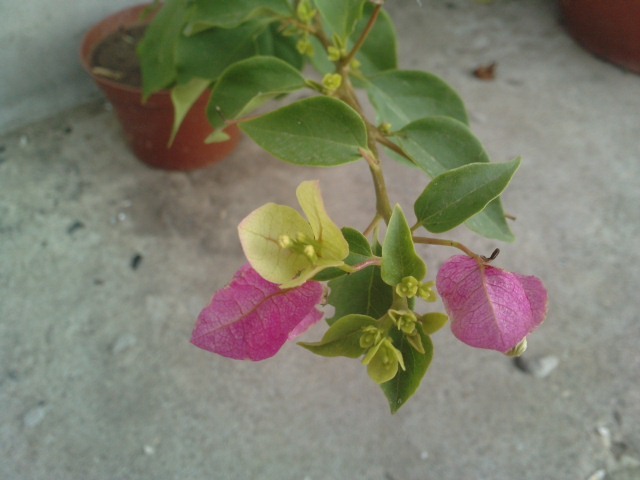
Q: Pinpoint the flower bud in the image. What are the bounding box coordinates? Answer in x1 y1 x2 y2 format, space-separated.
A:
322 73 342 94
418 281 437 302
327 46 343 62
296 38 314 57
389 309 417 335
396 276 419 298
505 337 527 357
359 326 382 349
278 234 293 249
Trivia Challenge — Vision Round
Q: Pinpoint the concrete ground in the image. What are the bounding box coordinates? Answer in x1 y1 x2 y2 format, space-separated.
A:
2 1 640 479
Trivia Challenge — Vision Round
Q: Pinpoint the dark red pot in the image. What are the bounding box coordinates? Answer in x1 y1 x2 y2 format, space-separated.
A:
80 4 241 170
560 0 640 74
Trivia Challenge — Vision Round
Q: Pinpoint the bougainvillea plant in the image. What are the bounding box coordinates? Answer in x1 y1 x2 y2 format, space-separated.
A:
140 0 548 413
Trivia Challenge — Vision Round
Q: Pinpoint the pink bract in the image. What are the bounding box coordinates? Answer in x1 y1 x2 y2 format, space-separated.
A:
192 264 325 361
436 255 548 353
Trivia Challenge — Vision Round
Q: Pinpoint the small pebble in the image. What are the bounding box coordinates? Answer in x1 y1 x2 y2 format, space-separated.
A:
111 334 137 354
513 354 559 378
143 445 155 455
587 469 607 480
130 253 143 270
23 402 48 428
420 451 429 460
19 135 29 147
596 425 612 448
67 220 85 235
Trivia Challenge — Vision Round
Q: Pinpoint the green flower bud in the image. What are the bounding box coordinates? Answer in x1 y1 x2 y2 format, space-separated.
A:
389 309 418 335
379 122 393 135
418 281 437 302
322 73 342 94
296 38 314 57
359 326 383 349
396 276 419 298
296 0 316 23
505 337 528 357
327 46 342 62
365 338 405 384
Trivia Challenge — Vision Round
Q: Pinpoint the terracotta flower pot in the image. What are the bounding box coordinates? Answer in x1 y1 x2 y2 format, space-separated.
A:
560 0 640 74
80 4 241 170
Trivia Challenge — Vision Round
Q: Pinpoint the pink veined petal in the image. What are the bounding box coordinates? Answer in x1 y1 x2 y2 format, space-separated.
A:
191 264 325 361
436 256 548 353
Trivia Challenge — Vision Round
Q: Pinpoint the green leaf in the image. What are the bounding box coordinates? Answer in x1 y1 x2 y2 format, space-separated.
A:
240 96 368 167
313 0 366 43
394 117 514 241
138 0 192 98
299 314 377 358
420 312 448 335
465 198 514 242
175 22 264 84
169 77 210 144
354 5 397 75
327 264 393 324
254 23 305 71
207 56 307 130
308 4 396 77
414 158 521 234
381 206 427 287
394 117 490 177
187 0 291 31
381 327 433 414
364 70 468 130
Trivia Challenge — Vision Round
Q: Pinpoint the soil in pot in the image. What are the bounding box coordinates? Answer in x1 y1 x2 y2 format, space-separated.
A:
90 25 146 88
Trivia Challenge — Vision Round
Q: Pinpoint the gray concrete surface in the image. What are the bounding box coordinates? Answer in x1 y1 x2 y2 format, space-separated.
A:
2 1 640 479
0 0 142 132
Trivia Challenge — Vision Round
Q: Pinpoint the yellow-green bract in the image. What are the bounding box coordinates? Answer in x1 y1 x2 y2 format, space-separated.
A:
238 180 349 288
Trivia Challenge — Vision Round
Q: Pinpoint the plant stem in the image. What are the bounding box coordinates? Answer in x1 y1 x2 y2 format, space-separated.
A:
342 3 383 68
363 214 383 236
413 236 483 260
331 3 391 225
360 147 393 223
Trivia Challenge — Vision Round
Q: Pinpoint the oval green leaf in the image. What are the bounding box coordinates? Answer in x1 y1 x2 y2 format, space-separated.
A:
170 77 210 144
314 0 366 43
298 314 377 358
381 205 427 287
175 22 263 84
327 263 393 324
240 96 368 167
414 158 521 234
187 0 291 31
394 117 490 177
364 70 468 130
393 117 515 241
207 56 307 130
